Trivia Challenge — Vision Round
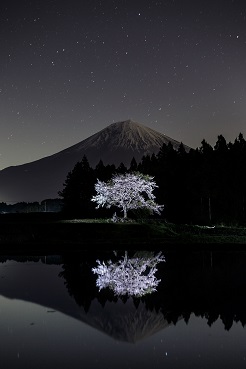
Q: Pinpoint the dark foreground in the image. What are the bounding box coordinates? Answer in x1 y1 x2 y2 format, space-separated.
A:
0 213 246 254
1 251 246 369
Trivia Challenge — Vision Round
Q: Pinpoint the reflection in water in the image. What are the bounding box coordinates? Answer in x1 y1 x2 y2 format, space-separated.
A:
60 251 246 333
79 297 176 343
0 252 246 368
92 251 165 297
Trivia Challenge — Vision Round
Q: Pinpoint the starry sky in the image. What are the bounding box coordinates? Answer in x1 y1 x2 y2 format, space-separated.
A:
0 0 246 169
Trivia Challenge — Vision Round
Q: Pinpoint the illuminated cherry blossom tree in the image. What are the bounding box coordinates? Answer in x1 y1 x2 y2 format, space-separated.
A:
91 172 164 219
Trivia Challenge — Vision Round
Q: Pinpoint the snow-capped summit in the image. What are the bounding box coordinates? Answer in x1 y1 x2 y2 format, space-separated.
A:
0 120 190 202
53 119 190 167
82 119 182 151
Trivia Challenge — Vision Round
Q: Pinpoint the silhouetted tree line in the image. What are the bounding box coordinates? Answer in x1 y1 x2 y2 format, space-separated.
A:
59 250 246 331
59 133 246 224
0 198 62 213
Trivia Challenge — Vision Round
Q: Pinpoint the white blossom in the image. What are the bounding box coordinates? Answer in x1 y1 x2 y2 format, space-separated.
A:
91 172 164 219
92 252 165 297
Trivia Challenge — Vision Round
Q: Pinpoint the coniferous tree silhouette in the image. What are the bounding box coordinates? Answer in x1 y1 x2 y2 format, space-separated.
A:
228 133 246 222
116 162 127 174
198 139 214 223
129 157 138 171
213 135 229 222
58 132 246 224
59 155 96 217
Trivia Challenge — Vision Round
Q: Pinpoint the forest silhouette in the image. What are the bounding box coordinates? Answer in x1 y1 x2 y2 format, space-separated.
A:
60 250 246 334
59 133 246 225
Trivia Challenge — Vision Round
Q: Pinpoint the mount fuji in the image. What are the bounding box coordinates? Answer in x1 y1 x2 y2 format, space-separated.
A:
0 120 190 202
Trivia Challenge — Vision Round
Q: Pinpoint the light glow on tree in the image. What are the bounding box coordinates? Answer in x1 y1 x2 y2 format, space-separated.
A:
91 172 164 219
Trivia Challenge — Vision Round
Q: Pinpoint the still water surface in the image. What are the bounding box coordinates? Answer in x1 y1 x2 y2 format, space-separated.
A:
0 251 245 369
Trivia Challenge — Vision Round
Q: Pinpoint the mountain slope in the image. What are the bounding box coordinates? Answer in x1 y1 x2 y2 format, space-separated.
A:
0 120 190 202
51 120 190 166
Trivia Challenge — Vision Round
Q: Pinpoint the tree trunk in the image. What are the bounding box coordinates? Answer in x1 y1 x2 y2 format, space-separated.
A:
123 206 127 219
208 196 211 223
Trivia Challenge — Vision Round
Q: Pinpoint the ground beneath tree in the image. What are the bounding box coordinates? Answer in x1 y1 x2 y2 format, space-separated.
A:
0 213 246 254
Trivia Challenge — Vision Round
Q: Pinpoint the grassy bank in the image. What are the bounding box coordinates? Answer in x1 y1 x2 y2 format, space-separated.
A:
0 213 246 253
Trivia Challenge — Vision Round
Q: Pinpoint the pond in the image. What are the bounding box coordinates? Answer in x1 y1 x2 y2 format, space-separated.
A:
0 250 246 369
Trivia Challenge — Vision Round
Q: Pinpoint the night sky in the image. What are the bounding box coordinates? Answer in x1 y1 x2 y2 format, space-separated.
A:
1 0 246 169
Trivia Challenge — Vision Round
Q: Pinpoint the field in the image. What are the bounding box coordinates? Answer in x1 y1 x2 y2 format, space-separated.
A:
0 213 246 253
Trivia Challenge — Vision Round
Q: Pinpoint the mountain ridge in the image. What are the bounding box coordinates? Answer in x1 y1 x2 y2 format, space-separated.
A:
54 119 189 154
0 120 191 202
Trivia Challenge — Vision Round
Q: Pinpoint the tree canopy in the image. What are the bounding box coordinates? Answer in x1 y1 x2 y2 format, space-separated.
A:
91 172 164 219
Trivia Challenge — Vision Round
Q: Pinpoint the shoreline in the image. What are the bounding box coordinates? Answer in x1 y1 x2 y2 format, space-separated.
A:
0 213 245 253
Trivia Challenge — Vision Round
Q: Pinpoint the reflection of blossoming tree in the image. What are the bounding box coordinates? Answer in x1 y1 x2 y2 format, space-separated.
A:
92 252 165 297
